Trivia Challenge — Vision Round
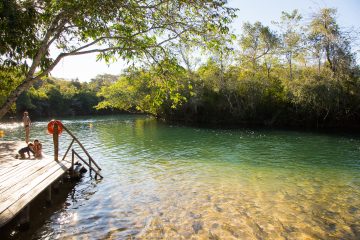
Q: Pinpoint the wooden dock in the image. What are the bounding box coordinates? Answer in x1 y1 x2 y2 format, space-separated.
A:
0 121 102 229
0 141 78 227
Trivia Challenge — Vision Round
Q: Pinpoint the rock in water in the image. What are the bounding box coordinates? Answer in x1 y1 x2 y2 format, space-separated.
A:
189 211 202 219
192 221 203 234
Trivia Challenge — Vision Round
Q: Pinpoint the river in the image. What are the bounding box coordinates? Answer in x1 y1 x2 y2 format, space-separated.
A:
0 115 360 239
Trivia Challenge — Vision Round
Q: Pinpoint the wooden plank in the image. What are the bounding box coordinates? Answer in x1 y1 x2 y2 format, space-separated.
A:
0 160 51 194
0 160 36 179
0 162 53 200
0 158 77 226
0 160 24 171
0 158 74 214
0 160 61 212
0 160 49 189
0 161 42 182
0 161 42 186
0 209 15 227
0 160 58 214
0 160 30 176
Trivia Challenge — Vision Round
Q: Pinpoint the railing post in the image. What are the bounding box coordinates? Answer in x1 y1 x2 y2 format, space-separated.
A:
53 122 59 161
71 150 74 178
62 138 75 161
89 157 92 178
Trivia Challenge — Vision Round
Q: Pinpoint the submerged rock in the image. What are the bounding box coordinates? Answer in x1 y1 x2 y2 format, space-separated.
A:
192 221 203 234
214 204 223 212
211 223 219 229
348 206 358 214
222 223 239 238
350 224 360 237
189 212 202 219
326 223 336 232
208 230 220 240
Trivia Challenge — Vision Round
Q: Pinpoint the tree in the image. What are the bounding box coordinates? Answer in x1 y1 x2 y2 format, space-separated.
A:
0 0 237 118
0 0 38 68
239 21 279 76
308 8 355 75
0 68 22 111
97 58 187 115
274 10 303 80
88 74 119 92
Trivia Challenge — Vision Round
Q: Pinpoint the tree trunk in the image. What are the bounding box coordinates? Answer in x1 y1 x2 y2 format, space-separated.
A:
325 45 335 73
289 53 293 80
0 15 65 119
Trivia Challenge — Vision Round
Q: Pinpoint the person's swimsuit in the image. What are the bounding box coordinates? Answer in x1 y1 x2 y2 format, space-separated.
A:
18 146 34 155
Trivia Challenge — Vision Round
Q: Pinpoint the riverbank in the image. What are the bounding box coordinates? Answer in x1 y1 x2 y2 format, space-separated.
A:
157 114 360 136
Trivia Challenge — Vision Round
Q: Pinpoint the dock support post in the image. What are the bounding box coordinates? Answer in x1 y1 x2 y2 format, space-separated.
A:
19 205 30 230
53 180 60 194
46 185 52 205
53 123 59 161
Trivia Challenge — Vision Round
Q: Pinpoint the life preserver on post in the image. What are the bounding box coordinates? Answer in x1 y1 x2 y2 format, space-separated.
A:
47 120 63 135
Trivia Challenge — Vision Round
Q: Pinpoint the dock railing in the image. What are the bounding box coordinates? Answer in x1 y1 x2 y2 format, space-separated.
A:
71 149 103 179
50 121 103 179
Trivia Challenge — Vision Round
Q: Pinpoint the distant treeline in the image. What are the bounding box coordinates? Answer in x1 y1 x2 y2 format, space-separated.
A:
12 74 120 119
5 8 360 129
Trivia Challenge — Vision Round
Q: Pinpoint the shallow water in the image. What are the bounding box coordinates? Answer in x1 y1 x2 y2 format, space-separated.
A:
1 115 360 239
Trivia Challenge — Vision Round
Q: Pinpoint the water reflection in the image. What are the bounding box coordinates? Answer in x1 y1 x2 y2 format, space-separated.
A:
1 115 360 239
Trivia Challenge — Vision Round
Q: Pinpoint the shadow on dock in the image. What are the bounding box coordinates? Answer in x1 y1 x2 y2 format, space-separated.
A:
0 141 24 164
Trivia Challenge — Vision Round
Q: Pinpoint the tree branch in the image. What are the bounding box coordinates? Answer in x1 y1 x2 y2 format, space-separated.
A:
27 12 66 78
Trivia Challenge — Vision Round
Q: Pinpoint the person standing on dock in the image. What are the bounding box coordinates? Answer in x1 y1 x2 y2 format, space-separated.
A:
23 111 31 143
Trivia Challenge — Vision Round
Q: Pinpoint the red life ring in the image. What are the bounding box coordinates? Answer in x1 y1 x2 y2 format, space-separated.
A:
47 120 63 135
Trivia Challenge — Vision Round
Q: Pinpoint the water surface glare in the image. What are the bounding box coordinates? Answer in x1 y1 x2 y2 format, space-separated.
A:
1 115 360 239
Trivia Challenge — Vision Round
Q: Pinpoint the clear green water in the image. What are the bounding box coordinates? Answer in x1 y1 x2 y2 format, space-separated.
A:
1 115 360 239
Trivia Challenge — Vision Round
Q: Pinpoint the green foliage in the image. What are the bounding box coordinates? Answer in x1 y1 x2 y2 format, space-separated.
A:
2 5 359 129
0 0 39 68
97 58 188 115
240 21 279 75
97 7 360 129
14 74 119 118
0 67 23 108
0 0 237 119
273 10 303 80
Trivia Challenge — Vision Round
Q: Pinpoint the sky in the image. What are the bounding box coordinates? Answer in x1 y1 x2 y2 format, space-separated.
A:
50 0 360 82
